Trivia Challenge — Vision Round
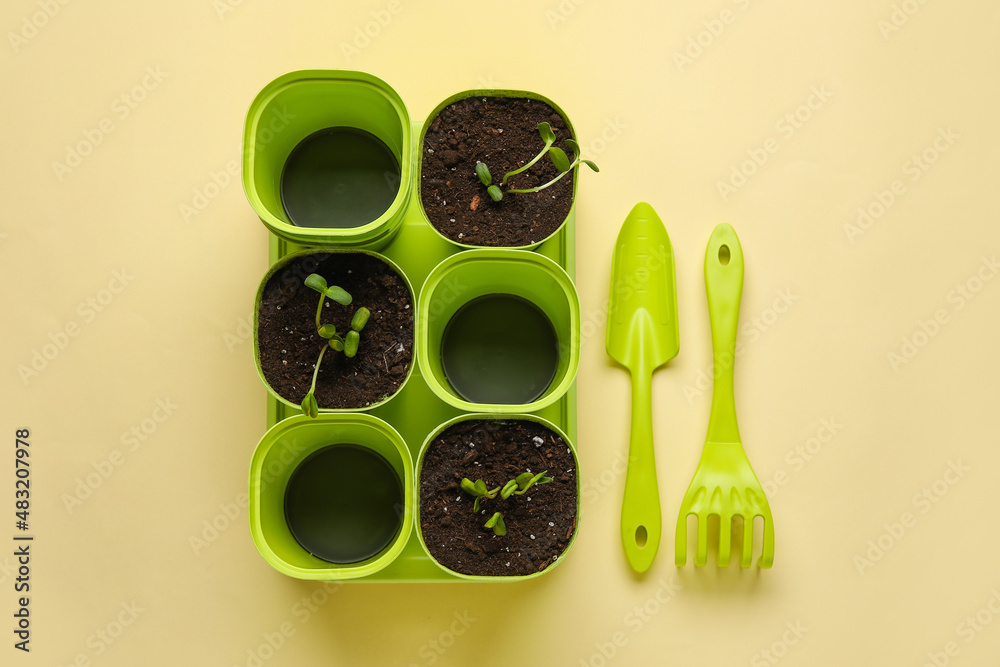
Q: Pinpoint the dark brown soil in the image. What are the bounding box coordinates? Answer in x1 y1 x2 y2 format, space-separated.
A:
257 253 413 410
419 419 578 577
420 96 575 247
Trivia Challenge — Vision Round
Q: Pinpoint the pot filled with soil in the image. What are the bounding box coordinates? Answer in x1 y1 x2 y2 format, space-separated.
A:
418 90 597 248
416 414 580 579
417 249 580 412
249 413 413 580
254 249 415 413
242 69 412 249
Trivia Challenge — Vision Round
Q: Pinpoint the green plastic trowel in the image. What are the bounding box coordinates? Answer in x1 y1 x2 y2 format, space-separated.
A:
606 202 679 573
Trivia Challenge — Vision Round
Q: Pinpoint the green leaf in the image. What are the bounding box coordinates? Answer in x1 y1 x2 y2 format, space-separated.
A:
485 512 506 536
487 185 503 202
564 139 580 155
318 324 337 339
344 330 360 358
300 392 318 418
461 478 478 495
501 480 519 499
473 497 482 513
328 338 344 351
529 471 550 487
537 122 556 144
475 162 492 187
514 470 550 494
582 159 599 172
304 274 328 294
473 479 488 496
351 307 370 332
539 476 555 485
325 285 352 306
548 147 570 172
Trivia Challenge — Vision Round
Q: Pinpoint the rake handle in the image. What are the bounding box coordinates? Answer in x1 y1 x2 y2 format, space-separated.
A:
705 224 744 445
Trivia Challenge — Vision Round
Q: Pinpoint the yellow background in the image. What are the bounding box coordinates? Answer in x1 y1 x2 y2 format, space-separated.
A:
2 0 998 664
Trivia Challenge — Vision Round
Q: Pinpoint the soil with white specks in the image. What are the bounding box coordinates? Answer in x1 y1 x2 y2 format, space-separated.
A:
419 419 578 576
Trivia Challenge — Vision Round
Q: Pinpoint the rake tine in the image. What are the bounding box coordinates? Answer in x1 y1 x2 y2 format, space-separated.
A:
760 516 774 568
717 513 732 567
675 512 689 566
741 515 754 568
696 513 709 567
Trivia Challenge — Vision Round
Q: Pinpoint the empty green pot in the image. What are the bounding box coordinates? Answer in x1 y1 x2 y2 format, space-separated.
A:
242 69 412 248
417 249 580 413
249 413 413 580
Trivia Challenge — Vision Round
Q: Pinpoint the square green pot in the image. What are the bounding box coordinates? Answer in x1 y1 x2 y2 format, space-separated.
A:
249 413 413 580
242 69 412 248
414 414 581 581
252 248 415 413
416 88 578 249
416 249 580 413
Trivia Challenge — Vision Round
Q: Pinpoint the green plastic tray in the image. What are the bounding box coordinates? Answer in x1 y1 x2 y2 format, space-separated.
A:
264 122 577 582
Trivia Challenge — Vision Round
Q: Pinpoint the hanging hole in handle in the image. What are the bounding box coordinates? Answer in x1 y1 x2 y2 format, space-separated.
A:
718 244 731 265
635 525 647 547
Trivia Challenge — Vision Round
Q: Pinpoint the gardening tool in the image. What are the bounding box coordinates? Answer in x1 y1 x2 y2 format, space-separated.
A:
675 223 774 568
606 202 679 573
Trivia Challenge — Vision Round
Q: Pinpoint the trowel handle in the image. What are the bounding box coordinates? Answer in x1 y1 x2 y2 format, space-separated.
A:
621 357 661 573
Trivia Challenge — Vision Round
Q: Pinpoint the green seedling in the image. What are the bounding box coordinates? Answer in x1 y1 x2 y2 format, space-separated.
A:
475 124 598 203
299 274 372 418
461 478 500 513
500 470 554 498
507 139 598 194
501 122 561 185
461 470 555 536
484 512 506 536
